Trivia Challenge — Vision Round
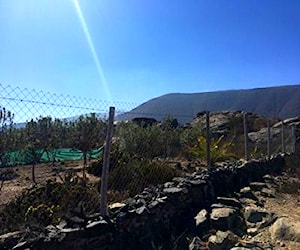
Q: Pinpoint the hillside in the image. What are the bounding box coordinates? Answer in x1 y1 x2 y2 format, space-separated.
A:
117 85 300 124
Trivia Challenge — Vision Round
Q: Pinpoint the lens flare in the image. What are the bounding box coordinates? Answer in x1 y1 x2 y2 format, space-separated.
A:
73 0 112 102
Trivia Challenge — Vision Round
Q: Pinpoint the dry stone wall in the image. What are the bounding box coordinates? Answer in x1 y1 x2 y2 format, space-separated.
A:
0 155 285 249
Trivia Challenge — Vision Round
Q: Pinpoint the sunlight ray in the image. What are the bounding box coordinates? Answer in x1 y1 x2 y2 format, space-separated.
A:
73 0 112 102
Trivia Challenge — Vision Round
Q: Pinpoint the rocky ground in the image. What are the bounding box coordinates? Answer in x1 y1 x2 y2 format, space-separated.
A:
187 154 300 250
0 156 299 249
188 174 300 250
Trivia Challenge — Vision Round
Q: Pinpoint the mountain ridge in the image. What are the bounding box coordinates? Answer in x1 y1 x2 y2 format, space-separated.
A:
117 85 300 124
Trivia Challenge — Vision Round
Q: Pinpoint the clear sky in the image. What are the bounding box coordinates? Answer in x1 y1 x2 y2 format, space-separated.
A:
0 0 299 105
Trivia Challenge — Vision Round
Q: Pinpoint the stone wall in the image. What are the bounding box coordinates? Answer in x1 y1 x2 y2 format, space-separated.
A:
0 155 285 250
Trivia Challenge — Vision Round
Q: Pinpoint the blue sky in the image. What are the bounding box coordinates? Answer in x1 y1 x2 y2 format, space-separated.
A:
0 0 299 105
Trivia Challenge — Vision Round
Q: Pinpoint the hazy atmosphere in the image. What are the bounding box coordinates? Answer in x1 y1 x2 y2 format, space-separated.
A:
0 0 299 104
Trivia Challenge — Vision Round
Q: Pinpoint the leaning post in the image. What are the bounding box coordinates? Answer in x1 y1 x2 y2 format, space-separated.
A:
100 106 115 216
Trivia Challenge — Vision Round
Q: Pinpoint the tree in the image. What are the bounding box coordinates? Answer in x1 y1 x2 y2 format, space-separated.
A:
116 121 163 159
35 117 64 166
71 113 106 179
0 107 14 167
23 119 44 184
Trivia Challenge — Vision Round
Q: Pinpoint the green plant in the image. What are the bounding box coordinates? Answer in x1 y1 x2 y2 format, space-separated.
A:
0 179 100 234
107 158 182 196
69 113 106 179
0 106 14 167
25 204 61 227
189 135 236 165
115 121 182 160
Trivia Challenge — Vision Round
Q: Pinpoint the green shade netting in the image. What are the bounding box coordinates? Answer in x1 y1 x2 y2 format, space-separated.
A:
0 147 103 167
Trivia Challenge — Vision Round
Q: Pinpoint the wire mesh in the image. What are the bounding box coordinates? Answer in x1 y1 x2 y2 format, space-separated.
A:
0 83 299 206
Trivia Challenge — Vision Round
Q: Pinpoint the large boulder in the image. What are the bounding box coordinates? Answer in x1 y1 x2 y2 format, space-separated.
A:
210 205 246 236
244 206 276 229
269 217 300 242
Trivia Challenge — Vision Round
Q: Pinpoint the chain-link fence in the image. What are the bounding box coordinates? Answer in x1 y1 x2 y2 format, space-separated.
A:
0 83 299 218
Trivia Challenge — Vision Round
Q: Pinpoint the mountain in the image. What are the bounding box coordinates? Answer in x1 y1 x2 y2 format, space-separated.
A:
117 85 300 124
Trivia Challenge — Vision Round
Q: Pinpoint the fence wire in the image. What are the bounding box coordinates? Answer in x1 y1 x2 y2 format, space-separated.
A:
0 83 299 206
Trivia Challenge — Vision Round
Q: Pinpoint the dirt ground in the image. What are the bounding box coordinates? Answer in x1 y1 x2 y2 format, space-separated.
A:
0 161 100 209
256 175 300 250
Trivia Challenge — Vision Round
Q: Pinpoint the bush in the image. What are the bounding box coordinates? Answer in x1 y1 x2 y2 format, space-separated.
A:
189 135 236 165
115 121 182 159
0 178 100 234
107 158 182 196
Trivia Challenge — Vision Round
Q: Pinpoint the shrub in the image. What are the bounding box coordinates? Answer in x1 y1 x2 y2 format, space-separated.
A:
107 158 182 196
115 121 182 159
189 135 236 165
0 178 100 234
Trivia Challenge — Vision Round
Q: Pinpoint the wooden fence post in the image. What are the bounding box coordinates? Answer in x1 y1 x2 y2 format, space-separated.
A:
100 106 115 216
206 111 211 169
243 112 249 161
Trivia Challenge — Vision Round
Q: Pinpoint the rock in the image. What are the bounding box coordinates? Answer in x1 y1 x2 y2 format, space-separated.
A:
239 187 259 201
260 188 275 198
230 248 252 250
208 230 239 250
194 209 209 235
12 241 29 250
230 247 258 250
217 197 243 209
269 217 300 242
163 187 182 194
189 236 203 250
244 206 275 229
249 182 267 192
247 227 258 236
65 216 86 228
0 231 24 249
109 202 127 213
135 205 149 215
211 206 246 235
244 206 265 224
163 182 174 188
263 174 273 182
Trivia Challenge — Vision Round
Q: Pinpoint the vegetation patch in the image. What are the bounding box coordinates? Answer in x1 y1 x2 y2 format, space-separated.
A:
0 177 100 234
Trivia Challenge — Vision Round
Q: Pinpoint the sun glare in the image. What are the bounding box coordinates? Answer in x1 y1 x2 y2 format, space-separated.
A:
73 0 112 102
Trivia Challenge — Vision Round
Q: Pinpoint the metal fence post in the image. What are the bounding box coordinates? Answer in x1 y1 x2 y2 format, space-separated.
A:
267 120 271 159
100 106 115 216
291 125 296 154
243 112 249 161
281 120 285 153
206 111 211 169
